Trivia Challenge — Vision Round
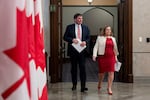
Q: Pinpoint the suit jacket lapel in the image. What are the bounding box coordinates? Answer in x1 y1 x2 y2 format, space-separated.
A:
72 24 76 38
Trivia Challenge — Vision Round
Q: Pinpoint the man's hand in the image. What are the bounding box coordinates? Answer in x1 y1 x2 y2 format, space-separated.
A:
92 56 96 61
80 41 86 47
72 38 79 44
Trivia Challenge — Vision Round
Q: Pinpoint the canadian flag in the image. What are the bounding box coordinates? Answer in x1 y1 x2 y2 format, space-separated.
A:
0 0 48 100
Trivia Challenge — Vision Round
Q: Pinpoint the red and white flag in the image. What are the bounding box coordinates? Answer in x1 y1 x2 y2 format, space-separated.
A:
0 0 48 100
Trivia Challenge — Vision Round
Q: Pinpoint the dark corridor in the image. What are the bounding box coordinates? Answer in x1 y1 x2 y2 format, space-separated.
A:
62 57 119 82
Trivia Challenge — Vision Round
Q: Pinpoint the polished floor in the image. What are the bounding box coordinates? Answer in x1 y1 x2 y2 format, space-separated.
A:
48 81 150 100
48 58 150 100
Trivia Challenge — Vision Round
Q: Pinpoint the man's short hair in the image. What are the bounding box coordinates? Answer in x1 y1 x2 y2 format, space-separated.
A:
74 13 82 19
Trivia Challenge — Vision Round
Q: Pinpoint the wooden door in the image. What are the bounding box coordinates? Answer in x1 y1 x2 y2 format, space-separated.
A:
49 0 62 83
118 0 133 83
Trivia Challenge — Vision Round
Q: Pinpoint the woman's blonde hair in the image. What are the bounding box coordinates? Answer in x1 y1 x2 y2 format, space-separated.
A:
102 25 113 36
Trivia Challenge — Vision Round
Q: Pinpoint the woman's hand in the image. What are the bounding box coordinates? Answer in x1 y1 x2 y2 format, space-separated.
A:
115 56 118 62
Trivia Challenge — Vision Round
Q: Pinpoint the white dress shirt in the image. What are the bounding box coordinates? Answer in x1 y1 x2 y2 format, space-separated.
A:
75 24 82 39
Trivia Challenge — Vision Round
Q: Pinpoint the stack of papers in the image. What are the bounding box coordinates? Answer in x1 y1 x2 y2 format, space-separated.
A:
72 39 86 53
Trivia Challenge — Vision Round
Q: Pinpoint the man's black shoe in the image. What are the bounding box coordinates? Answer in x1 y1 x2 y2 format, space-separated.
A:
80 87 88 92
72 85 76 91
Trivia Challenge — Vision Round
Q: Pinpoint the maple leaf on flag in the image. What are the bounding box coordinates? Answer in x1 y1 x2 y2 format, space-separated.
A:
2 8 31 100
0 0 48 100
34 0 48 99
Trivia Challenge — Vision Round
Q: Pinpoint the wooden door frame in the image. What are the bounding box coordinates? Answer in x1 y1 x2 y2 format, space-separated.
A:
118 0 133 83
49 0 133 83
49 0 62 83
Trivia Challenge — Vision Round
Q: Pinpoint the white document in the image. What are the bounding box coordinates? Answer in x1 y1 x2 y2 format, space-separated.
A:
115 61 122 72
72 39 86 53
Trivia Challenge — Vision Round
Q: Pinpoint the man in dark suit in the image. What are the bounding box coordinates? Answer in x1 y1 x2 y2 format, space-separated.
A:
63 13 90 92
